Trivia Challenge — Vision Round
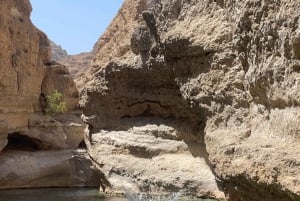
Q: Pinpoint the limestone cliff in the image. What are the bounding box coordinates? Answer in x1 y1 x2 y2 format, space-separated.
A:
81 0 224 198
0 0 48 148
81 0 300 200
50 40 93 82
0 0 82 151
0 0 98 189
50 40 68 61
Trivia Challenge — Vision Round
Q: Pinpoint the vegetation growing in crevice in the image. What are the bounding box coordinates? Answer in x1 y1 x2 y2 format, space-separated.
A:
45 90 67 115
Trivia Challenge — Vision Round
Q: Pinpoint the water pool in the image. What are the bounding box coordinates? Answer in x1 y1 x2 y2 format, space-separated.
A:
0 188 215 201
0 188 126 201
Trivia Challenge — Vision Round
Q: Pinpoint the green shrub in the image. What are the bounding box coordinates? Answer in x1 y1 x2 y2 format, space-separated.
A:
45 90 67 115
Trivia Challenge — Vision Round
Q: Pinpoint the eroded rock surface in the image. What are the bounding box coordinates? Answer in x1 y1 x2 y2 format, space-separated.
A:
0 0 47 150
81 0 223 198
50 40 68 61
50 40 93 82
0 0 90 189
26 113 84 149
42 62 79 111
88 118 222 197
0 0 84 151
81 0 300 200
0 150 100 189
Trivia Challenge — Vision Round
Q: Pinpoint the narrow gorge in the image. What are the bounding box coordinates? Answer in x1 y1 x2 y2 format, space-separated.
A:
0 0 300 201
0 0 100 189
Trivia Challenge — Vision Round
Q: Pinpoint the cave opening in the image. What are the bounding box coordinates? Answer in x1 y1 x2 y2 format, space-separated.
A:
4 133 42 151
78 140 87 149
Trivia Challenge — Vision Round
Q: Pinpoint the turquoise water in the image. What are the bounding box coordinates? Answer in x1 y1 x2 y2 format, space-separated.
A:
0 188 127 201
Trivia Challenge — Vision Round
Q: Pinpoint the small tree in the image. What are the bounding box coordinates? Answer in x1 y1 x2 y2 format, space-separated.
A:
45 90 67 115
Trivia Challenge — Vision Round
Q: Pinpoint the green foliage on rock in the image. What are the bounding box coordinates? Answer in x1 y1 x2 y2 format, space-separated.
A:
45 90 67 115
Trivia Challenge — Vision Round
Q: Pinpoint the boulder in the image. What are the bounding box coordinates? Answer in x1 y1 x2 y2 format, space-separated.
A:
0 149 101 189
26 114 84 149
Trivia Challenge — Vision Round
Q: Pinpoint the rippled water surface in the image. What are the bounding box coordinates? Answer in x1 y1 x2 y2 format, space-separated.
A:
0 188 127 201
0 188 213 201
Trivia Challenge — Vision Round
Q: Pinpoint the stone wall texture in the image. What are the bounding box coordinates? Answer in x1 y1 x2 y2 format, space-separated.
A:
81 0 300 200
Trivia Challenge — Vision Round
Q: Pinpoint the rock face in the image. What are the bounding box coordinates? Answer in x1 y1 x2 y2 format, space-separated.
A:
81 0 224 198
0 0 94 189
42 62 79 111
0 0 84 151
50 40 68 61
77 0 143 90
0 0 47 150
0 0 85 149
81 0 300 200
26 113 84 149
0 150 101 189
50 40 93 83
87 118 222 197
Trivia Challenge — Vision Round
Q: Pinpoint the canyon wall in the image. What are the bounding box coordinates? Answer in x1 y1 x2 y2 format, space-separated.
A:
0 0 80 151
0 0 99 189
81 0 300 200
50 40 93 81
0 0 47 148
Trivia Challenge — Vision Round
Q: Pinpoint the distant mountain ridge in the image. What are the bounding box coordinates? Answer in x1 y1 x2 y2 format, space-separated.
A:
49 40 68 61
50 40 93 81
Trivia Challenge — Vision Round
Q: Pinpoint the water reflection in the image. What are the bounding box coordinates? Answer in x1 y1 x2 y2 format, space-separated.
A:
0 188 211 201
126 192 182 201
0 188 127 201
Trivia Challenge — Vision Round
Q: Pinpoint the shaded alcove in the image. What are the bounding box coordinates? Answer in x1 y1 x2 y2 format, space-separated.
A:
78 140 87 149
4 133 42 151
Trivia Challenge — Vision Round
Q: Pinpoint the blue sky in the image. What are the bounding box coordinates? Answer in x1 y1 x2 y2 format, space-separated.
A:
30 0 124 55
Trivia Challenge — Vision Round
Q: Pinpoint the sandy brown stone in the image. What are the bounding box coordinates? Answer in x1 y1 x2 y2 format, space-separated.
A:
41 62 79 111
50 40 93 83
0 0 48 133
0 0 89 189
0 122 8 152
0 0 83 149
81 0 300 200
0 149 101 189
